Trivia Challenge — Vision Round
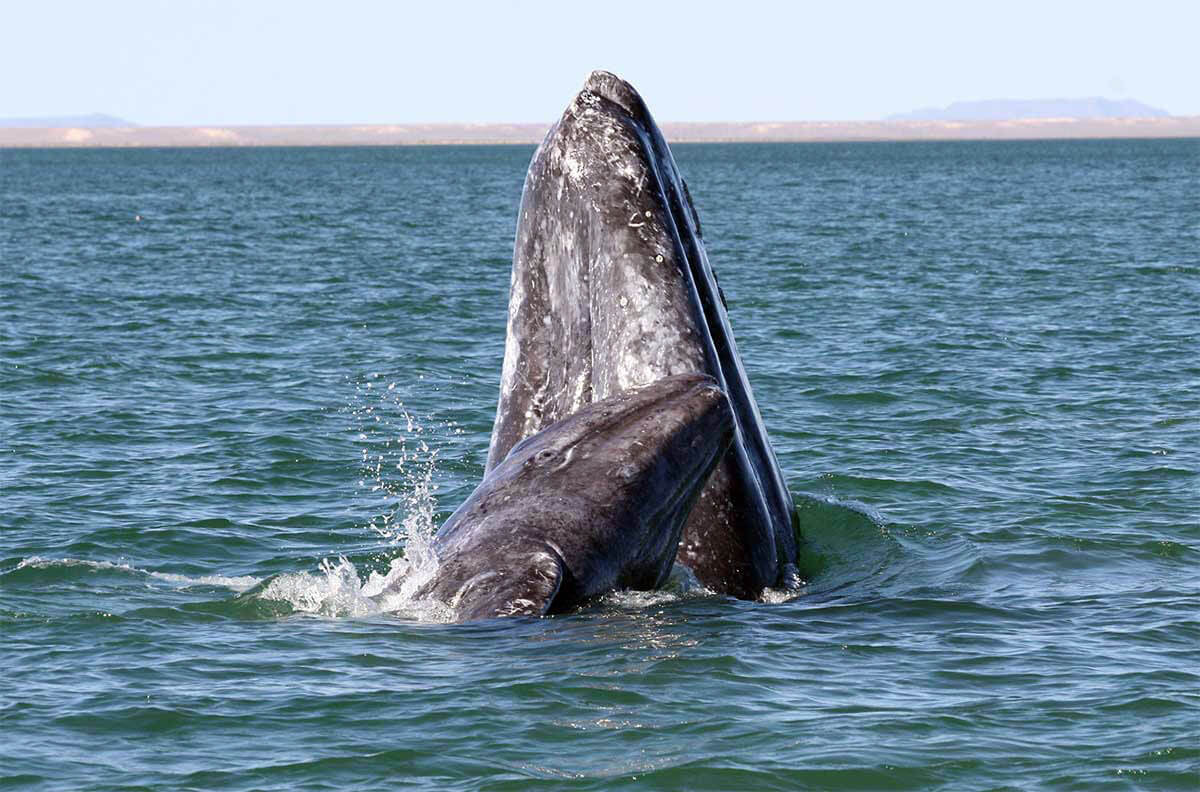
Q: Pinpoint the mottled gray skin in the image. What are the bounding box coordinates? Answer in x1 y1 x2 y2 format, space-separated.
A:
487 71 798 599
416 374 732 621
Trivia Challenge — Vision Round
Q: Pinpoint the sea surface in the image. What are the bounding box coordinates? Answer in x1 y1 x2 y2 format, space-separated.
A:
2 139 1197 790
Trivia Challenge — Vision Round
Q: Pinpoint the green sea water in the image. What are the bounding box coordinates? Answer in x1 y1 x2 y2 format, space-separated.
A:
2 140 1198 790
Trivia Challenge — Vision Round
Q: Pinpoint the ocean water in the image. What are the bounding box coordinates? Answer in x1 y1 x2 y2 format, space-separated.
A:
2 139 1197 790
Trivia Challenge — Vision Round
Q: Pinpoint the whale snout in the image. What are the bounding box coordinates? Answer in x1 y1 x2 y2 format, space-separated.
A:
686 380 733 442
655 373 733 439
637 374 735 494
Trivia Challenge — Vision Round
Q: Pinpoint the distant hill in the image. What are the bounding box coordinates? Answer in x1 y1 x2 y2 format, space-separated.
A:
889 98 1168 121
0 113 135 128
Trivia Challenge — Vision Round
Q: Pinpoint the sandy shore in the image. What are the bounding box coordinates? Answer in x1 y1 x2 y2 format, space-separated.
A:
2 117 1197 148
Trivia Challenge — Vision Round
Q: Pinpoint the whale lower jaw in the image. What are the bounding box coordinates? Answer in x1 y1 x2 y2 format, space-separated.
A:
418 375 733 621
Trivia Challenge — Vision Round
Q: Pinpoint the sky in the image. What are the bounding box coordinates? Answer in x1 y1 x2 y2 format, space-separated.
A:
4 0 1198 125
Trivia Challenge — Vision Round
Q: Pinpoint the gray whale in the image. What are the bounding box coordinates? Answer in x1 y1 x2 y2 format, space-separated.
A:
415 374 732 621
487 71 799 599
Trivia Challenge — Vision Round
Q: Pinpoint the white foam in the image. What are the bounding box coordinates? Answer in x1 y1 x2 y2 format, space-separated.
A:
602 589 681 609
599 563 715 609
18 556 131 572
146 570 260 592
258 557 380 618
759 586 808 605
254 549 453 623
14 556 260 592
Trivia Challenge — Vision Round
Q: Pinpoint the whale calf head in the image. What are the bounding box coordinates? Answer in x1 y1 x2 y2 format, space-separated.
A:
416 373 733 621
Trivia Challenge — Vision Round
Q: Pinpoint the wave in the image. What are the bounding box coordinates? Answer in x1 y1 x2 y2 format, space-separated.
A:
9 556 260 592
790 493 906 596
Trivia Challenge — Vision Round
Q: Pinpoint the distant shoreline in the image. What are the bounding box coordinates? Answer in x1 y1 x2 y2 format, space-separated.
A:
2 117 1198 148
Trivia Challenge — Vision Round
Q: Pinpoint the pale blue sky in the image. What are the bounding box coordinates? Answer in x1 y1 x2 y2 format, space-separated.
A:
4 0 1197 124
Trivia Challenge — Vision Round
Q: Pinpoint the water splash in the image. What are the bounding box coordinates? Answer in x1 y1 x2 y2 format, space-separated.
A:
347 373 450 544
251 375 466 621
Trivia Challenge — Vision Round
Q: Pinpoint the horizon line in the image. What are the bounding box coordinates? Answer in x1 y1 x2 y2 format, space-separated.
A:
2 117 1198 149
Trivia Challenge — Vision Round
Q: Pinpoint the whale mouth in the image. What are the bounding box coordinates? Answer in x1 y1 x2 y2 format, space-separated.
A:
588 375 733 589
646 381 734 541
486 70 800 600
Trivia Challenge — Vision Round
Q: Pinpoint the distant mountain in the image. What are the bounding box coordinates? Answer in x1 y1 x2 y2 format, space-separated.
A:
888 98 1168 121
0 113 135 128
